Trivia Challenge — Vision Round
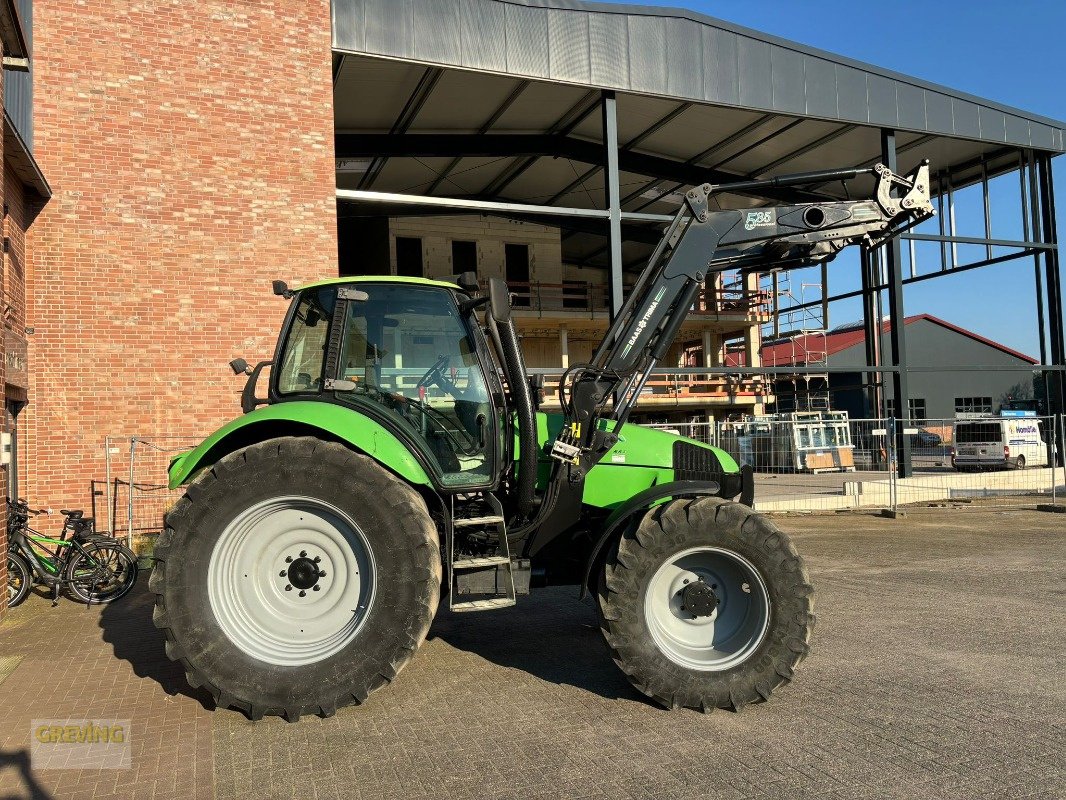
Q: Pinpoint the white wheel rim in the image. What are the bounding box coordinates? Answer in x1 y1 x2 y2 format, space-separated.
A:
208 496 376 666
644 546 770 671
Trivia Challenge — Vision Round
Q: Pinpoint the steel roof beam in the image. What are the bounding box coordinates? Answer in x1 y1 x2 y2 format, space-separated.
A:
426 79 532 195
336 132 825 202
358 66 444 191
546 101 693 206
479 90 602 198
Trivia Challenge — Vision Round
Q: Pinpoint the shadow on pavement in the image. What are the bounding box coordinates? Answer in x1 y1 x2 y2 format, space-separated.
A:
429 587 653 706
0 749 53 800
97 575 214 711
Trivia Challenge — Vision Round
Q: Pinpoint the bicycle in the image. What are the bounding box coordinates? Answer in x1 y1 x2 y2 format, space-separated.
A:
5 498 138 608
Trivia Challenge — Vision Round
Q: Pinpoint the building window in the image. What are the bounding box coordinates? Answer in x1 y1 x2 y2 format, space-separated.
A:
885 398 927 421
452 240 477 275
505 244 530 307
395 237 423 277
954 396 993 415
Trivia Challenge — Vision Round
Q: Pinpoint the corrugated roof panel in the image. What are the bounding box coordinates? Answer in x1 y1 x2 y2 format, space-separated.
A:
589 12 629 88
407 0 461 64
896 83 926 131
867 74 898 128
627 14 668 95
364 0 406 56
737 37 772 110
1004 114 1030 147
803 56 837 119
665 17 703 101
1027 121 1053 151
835 65 868 123
770 47 805 116
460 0 507 72
548 8 592 84
702 27 739 106
952 99 981 139
925 92 954 136
505 2 550 77
979 106 1006 143
332 0 1066 153
331 0 365 52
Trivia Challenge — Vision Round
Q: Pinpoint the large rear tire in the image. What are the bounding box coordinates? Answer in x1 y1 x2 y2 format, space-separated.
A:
150 436 441 721
598 497 814 712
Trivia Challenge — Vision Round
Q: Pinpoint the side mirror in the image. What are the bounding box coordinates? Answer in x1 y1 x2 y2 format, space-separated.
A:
457 271 479 293
488 277 511 324
272 280 293 298
229 358 251 376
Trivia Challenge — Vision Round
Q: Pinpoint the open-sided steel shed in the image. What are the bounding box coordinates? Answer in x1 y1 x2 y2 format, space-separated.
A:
329 0 1066 474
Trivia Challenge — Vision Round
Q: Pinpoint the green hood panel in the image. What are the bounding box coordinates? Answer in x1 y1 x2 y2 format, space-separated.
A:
532 412 739 510
167 402 432 489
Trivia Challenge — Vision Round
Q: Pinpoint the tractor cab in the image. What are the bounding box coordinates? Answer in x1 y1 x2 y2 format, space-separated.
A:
272 277 504 489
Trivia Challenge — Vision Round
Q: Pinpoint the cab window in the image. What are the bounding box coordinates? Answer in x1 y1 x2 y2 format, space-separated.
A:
276 288 335 394
335 284 494 487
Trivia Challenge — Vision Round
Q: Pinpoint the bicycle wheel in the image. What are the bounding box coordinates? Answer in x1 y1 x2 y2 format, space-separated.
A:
65 541 138 604
6 551 32 608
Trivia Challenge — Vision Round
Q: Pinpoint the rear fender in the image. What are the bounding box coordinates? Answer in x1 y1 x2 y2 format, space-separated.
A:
167 402 432 489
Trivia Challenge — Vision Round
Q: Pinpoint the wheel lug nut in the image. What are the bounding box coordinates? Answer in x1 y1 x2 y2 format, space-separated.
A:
285 584 292 591
285 556 293 563
299 590 307 597
279 571 286 577
319 571 326 577
300 551 307 558
313 585 320 592
313 556 321 563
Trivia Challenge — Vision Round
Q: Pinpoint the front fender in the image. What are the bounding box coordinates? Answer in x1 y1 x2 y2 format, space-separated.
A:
578 480 725 599
167 402 433 489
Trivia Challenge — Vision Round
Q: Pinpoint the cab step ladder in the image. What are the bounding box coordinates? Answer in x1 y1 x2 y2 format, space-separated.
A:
448 493 516 612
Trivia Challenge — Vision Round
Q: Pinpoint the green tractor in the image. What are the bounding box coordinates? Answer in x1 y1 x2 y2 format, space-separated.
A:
151 163 933 720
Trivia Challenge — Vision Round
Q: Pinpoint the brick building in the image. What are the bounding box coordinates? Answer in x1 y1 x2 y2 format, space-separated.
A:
0 0 49 615
2 0 1064 615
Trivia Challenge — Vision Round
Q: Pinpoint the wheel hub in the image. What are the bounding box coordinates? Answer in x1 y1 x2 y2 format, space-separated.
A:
208 496 376 667
644 546 770 672
680 580 718 617
286 555 323 591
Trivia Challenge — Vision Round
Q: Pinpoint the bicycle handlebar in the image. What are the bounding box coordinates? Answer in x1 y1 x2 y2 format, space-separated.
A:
8 498 50 515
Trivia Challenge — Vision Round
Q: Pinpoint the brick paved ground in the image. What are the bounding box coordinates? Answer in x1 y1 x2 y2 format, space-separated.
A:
1 508 1063 799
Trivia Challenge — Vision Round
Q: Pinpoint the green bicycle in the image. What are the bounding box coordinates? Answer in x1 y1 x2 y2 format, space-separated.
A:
5 498 138 607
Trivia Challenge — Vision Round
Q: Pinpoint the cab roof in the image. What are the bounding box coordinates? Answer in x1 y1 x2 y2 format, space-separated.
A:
297 275 460 292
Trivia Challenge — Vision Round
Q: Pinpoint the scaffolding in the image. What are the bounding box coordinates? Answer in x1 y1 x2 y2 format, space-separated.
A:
764 270 832 413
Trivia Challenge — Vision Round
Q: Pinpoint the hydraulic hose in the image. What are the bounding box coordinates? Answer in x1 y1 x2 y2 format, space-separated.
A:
487 314 537 519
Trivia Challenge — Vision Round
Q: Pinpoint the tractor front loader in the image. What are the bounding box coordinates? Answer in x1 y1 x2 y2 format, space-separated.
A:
151 162 933 720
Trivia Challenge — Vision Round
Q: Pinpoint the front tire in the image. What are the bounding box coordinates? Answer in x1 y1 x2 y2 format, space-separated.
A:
6 551 32 608
599 498 814 712
150 437 441 721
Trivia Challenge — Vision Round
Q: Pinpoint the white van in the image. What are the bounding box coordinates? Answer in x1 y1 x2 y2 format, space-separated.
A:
952 418 1050 471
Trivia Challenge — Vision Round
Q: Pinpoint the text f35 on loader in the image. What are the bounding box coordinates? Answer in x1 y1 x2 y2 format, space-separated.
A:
151 162 934 720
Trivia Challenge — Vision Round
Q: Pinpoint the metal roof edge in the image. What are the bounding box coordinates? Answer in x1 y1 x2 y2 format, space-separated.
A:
3 111 51 200
493 0 1066 133
0 0 28 60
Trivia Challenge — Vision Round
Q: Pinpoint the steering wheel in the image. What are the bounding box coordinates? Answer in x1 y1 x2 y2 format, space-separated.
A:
415 354 461 396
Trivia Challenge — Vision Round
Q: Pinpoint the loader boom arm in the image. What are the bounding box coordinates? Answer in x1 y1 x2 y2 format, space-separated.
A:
550 161 934 465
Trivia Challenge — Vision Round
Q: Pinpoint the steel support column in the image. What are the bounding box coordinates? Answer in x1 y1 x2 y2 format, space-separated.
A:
881 129 912 477
1037 154 1066 464
860 246 882 419
602 91 624 319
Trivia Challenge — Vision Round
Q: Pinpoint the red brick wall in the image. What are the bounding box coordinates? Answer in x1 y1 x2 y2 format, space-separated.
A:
0 54 7 613
23 1 339 531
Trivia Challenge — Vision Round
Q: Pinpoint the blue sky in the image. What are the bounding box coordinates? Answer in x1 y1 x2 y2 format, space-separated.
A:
633 0 1066 359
